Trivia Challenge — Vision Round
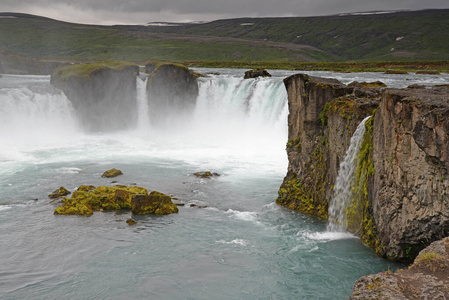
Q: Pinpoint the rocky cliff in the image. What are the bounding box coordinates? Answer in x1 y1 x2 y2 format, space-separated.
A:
51 61 139 132
349 237 449 299
145 62 200 127
277 73 449 262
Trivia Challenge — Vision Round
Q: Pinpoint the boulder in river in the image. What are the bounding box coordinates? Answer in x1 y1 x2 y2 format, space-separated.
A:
131 191 179 215
193 171 220 178
48 186 71 199
101 168 123 178
54 185 177 216
244 69 272 79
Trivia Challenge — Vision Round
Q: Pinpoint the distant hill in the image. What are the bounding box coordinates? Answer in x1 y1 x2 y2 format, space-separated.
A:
0 9 448 62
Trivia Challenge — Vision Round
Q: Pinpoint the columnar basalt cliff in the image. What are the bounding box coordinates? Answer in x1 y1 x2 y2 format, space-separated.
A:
51 61 139 132
277 73 449 262
145 62 200 127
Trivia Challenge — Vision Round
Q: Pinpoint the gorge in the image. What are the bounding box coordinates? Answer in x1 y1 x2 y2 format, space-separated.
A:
1 62 448 299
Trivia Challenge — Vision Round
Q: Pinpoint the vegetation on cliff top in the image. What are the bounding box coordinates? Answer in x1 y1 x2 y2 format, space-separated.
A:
52 60 139 83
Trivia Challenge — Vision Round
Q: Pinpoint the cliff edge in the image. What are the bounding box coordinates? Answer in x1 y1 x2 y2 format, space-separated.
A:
51 61 139 132
277 73 449 262
145 62 200 127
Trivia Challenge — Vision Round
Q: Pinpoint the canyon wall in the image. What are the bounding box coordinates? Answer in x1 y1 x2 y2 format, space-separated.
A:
51 61 139 132
277 73 449 262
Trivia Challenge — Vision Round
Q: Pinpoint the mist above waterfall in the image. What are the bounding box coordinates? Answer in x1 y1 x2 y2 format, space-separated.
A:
0 72 289 176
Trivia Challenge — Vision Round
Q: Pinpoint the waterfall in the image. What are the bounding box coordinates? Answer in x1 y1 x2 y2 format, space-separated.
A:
0 74 289 174
327 116 371 232
136 76 150 130
193 76 288 137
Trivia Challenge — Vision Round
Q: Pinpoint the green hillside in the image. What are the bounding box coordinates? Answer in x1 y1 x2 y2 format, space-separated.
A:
119 9 449 61
0 10 448 63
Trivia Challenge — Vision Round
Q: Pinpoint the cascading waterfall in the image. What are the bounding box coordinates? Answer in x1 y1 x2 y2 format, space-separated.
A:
327 116 371 232
136 76 150 130
0 81 79 162
193 76 288 139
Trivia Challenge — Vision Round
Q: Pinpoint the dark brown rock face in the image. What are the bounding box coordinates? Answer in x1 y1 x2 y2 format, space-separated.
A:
145 62 199 127
51 62 139 132
244 69 272 79
276 74 378 219
371 89 449 260
349 237 449 299
277 73 449 262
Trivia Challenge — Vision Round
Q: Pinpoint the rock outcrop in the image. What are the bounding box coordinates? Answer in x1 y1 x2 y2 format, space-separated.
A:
349 237 449 299
51 61 139 132
48 186 71 199
277 73 449 262
131 191 179 215
145 62 200 127
54 185 178 216
101 168 123 178
193 171 220 178
244 69 272 79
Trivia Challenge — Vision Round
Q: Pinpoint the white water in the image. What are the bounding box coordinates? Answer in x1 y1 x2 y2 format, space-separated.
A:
328 116 371 232
136 76 151 130
0 74 289 181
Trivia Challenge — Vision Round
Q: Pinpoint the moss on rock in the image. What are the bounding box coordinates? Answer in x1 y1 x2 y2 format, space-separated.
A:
345 116 382 254
131 191 179 215
53 185 177 216
101 168 123 178
52 60 139 83
48 186 71 199
193 171 220 178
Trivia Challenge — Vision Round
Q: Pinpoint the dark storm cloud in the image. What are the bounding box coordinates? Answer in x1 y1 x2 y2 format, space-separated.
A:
2 0 449 24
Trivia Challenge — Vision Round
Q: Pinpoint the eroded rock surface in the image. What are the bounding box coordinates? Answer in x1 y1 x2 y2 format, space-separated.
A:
277 73 449 262
54 185 178 216
244 69 272 79
349 237 449 299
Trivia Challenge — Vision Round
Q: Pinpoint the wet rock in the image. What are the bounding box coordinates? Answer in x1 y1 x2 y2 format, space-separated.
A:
101 168 123 178
407 84 426 89
54 185 149 216
189 204 208 208
244 69 272 79
126 218 137 226
131 191 178 215
277 73 449 262
193 171 220 178
349 237 449 299
48 186 71 199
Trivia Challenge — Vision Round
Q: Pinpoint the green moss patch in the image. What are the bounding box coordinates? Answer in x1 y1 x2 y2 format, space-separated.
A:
53 185 177 216
52 60 138 83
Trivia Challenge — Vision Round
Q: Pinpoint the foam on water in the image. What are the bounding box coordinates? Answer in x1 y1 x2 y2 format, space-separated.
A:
305 231 358 241
225 209 259 222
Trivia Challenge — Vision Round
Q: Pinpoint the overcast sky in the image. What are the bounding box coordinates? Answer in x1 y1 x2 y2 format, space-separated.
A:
2 0 449 25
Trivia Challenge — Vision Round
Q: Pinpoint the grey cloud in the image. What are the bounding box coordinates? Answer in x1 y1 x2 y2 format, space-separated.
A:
2 0 449 24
